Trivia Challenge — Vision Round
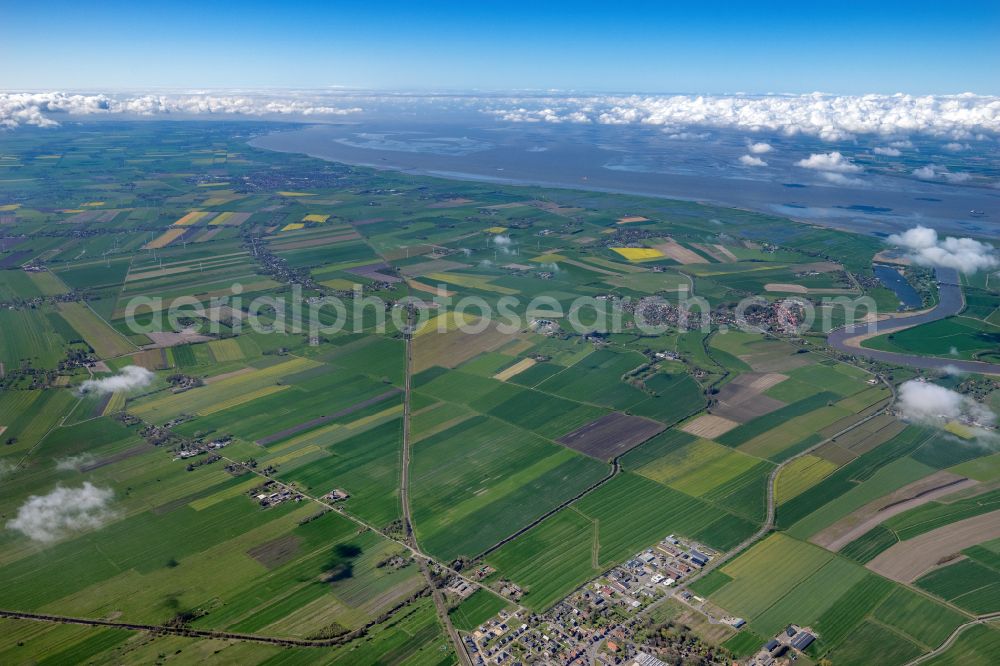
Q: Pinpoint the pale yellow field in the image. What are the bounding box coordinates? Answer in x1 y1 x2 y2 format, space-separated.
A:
322 277 362 290
493 357 536 382
207 338 244 362
611 247 665 261
281 223 305 231
776 455 840 503
405 279 456 297
345 403 404 430
189 478 260 511
484 226 508 234
198 384 291 416
302 214 330 223
144 228 186 249
617 216 648 224
414 311 479 337
680 414 740 439
102 392 126 416
172 211 212 226
651 239 707 264
423 272 519 295
277 191 316 197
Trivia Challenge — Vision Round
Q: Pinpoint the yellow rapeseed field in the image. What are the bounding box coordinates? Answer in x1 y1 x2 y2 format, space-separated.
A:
611 247 665 261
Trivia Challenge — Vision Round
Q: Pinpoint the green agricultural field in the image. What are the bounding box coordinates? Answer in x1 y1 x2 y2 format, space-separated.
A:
448 589 511 631
710 534 833 619
57 301 136 358
776 454 840 503
883 487 1000 541
864 316 1000 361
0 307 69 369
410 415 608 560
872 587 969 648
916 558 1000 614
485 509 598 611
282 419 403 528
808 575 894 654
486 472 756 611
128 356 322 421
631 436 762 497
748 556 869 637
825 620 923 666
1 118 994 665
776 425 933 529
923 624 1000 666
785 455 936 539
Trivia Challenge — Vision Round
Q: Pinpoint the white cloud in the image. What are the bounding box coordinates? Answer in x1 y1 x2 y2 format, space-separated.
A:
943 142 970 151
873 146 901 156
888 225 999 274
747 141 772 154
796 151 863 173
7 482 116 542
818 172 864 186
739 154 767 167
78 365 154 396
0 91 363 128
912 164 973 183
897 381 996 434
8 91 1000 139
486 93 1000 139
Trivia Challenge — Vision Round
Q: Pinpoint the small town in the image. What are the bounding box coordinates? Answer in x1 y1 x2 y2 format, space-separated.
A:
462 535 740 665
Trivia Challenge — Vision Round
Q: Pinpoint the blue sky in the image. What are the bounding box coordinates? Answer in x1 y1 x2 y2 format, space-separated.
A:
2 1 998 93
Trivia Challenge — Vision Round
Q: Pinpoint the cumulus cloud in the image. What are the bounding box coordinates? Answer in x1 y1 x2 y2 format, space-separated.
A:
818 172 865 186
943 142 970 151
887 225 999 273
747 141 772 154
486 93 1000 140
0 91 363 128
739 154 767 167
7 482 117 542
796 151 863 173
897 381 996 433
7 91 1000 140
78 365 154 396
873 146 902 156
913 164 972 183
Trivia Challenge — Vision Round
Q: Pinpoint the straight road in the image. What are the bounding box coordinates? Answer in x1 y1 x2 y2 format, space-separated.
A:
399 308 472 666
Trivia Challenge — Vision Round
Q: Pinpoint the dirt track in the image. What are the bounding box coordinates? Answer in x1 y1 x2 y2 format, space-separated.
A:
812 472 977 551
866 510 1000 582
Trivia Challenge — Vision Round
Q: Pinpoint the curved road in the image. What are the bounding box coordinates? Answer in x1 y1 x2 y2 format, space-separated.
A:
902 612 1000 666
828 267 1000 376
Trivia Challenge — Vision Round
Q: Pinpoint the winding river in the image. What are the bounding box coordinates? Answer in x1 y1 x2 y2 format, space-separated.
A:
827 267 1000 375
